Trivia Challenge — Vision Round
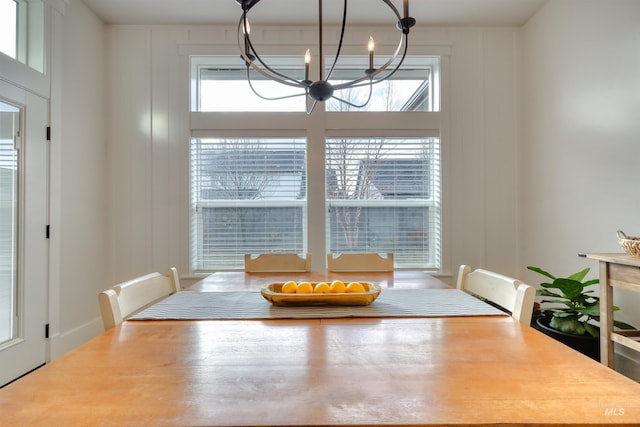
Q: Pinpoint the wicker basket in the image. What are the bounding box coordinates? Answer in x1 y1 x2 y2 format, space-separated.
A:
617 230 640 257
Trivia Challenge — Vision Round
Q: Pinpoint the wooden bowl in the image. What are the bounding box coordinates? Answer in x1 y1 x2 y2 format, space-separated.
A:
261 282 381 306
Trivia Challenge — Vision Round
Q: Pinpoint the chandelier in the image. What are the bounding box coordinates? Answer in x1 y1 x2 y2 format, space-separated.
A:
235 0 416 113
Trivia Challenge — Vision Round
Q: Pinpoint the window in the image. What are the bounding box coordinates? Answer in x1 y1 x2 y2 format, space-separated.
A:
326 137 440 268
0 0 44 72
190 55 442 271
191 137 307 270
0 100 19 344
0 0 17 59
192 56 439 113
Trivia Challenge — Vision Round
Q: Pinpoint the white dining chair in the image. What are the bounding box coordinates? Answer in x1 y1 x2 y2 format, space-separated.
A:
326 253 394 272
244 253 312 272
456 265 535 325
98 267 180 330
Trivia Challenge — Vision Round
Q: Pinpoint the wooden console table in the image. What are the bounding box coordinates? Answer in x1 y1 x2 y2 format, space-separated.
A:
585 253 640 367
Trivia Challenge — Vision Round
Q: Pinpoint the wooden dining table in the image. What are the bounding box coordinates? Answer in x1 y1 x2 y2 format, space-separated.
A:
2 271 640 426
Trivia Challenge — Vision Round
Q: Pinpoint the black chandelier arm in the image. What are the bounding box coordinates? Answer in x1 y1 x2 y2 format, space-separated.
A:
381 0 403 23
331 31 406 91
238 16 307 88
305 99 320 115
364 30 406 79
245 68 307 101
247 37 305 86
381 0 415 34
366 32 410 83
324 0 349 82
335 40 408 92
235 0 261 12
331 80 373 109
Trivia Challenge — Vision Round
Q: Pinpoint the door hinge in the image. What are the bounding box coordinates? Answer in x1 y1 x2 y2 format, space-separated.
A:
46 126 51 141
45 324 50 339
46 225 50 239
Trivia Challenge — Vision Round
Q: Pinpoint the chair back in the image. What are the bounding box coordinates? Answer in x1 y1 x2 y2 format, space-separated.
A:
98 267 180 330
327 253 394 272
244 253 311 272
456 265 535 325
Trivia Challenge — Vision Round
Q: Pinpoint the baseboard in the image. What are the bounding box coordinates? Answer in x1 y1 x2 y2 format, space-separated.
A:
48 317 104 361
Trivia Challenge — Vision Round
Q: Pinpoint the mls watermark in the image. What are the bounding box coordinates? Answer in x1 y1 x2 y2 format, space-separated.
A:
603 408 625 416
592 401 640 416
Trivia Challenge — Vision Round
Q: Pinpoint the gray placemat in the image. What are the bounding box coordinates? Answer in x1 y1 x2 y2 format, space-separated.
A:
128 289 506 320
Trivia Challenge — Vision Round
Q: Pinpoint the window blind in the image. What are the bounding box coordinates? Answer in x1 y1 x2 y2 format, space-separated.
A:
326 137 441 269
191 137 307 271
0 104 18 344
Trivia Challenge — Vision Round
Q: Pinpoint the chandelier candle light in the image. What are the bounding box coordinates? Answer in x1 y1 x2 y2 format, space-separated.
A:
235 0 416 113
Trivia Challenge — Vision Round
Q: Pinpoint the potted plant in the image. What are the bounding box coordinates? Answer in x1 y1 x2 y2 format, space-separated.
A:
526 265 635 361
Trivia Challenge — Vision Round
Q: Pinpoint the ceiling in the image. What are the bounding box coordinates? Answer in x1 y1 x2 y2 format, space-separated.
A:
81 0 548 26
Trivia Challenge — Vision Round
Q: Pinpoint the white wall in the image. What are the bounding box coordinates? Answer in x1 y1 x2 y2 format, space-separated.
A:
444 28 520 278
106 27 190 284
49 0 108 357
520 0 640 379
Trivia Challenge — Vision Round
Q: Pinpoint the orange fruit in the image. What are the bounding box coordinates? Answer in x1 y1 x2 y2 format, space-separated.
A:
281 281 297 294
314 282 331 294
346 282 366 293
329 280 346 293
296 281 314 294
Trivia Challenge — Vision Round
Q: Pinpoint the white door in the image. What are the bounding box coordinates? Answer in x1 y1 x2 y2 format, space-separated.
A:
0 83 49 387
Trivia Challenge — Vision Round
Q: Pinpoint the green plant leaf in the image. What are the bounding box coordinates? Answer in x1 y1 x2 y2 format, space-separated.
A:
537 289 563 298
614 320 636 330
527 264 632 336
527 266 556 280
574 294 591 305
578 304 600 316
581 299 599 308
551 278 585 300
551 316 586 335
551 310 575 318
591 306 621 323
567 267 590 282
578 290 596 295
584 322 599 338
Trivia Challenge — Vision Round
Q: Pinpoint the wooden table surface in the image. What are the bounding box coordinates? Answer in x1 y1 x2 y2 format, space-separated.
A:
2 272 640 426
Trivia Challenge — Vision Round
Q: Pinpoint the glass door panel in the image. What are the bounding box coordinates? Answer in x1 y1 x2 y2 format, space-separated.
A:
0 100 18 345
0 85 47 386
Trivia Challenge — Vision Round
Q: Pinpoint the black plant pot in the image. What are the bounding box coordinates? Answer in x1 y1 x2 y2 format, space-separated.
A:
532 316 600 362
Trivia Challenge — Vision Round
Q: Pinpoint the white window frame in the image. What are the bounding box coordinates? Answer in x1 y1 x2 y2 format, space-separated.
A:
0 0 45 73
189 55 444 272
